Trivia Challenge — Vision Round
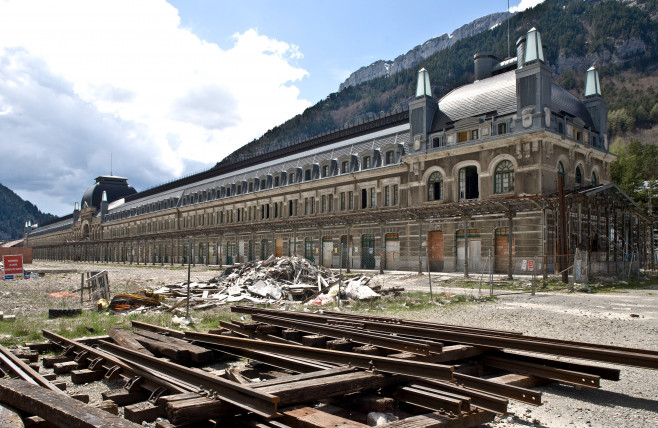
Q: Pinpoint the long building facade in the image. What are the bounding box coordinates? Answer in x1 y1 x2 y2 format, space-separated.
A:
25 29 655 276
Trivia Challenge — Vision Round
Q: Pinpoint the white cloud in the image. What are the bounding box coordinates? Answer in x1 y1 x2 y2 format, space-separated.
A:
0 0 311 215
510 0 546 13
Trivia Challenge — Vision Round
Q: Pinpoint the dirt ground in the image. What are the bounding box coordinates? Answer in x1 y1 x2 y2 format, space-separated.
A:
2 261 657 427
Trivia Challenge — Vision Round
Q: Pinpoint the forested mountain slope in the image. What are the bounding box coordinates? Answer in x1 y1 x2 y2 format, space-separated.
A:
215 0 658 170
0 183 56 241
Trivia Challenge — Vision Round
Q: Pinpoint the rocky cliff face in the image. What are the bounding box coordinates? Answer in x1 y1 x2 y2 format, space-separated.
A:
338 12 511 92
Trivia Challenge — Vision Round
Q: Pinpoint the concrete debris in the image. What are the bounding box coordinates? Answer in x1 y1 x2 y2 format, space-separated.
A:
151 256 387 311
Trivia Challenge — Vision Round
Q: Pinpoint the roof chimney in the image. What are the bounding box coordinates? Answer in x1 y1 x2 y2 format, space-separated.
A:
474 53 500 80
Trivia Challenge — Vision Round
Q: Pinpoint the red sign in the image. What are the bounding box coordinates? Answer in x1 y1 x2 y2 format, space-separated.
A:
3 255 23 277
528 260 534 271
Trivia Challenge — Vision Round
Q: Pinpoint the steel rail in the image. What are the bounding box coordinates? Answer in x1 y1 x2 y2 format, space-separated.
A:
131 320 185 338
453 373 542 405
323 310 658 357
481 356 601 388
233 307 658 368
232 306 447 348
494 352 620 381
0 344 63 393
185 332 454 381
249 313 435 356
42 330 189 394
232 306 520 337
99 341 280 418
240 311 657 369
412 379 509 414
322 310 524 336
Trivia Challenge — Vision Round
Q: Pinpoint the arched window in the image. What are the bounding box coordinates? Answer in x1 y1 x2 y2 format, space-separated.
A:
592 171 598 186
494 160 514 194
575 165 583 186
428 171 443 201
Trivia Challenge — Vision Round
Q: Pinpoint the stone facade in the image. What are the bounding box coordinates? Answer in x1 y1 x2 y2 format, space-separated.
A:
25 29 655 276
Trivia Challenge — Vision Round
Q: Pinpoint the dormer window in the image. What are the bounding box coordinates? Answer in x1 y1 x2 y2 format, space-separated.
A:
497 123 507 135
471 129 479 140
322 164 329 177
385 150 395 164
305 169 312 181
363 156 371 169
289 172 295 184
261 179 267 189
341 160 349 174
248 182 254 192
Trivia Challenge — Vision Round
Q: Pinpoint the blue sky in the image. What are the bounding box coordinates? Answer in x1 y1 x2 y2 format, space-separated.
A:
169 0 524 104
0 0 542 217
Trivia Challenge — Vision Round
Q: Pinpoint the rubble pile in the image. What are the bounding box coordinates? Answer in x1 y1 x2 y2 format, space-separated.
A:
153 255 383 310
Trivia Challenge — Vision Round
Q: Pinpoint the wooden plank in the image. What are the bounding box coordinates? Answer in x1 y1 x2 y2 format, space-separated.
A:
133 336 190 362
0 378 141 427
132 330 212 363
256 371 398 406
165 396 233 425
101 389 148 406
107 327 154 357
281 405 370 428
124 401 162 423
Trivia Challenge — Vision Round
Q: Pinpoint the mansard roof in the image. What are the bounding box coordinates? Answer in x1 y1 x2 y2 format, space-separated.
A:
430 70 595 131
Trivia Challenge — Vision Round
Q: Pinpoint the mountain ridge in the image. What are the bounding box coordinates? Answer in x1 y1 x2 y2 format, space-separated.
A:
338 12 511 92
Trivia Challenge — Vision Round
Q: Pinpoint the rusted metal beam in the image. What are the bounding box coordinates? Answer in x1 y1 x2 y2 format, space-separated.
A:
481 356 601 388
42 329 188 395
99 340 280 418
185 332 454 381
453 373 542 406
249 313 435 356
0 344 63 394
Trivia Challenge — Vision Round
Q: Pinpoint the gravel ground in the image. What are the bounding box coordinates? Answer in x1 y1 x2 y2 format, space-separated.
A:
3 261 657 427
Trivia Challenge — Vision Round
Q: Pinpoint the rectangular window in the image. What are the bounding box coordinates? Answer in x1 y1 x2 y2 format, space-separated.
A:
274 176 280 187
322 165 329 177
328 195 333 212
321 195 326 213
471 129 479 140
304 198 309 215
384 186 390 206
261 205 265 219
497 122 507 134
393 185 398 205
310 197 315 214
341 160 349 174
458 131 468 142
289 200 294 216
289 172 295 184
363 156 371 169
348 191 354 210
340 192 345 211
370 188 375 208
305 169 311 181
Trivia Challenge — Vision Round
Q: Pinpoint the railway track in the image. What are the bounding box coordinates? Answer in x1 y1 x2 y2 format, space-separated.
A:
0 308 655 427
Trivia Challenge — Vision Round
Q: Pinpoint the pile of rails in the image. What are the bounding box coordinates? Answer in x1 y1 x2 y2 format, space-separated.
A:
0 308 656 427
153 256 383 310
